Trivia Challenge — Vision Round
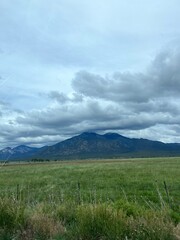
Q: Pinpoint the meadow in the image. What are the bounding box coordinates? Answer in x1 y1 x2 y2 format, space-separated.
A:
0 157 179 239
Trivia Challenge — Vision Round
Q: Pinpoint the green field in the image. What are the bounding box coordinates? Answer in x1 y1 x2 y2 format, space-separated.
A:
0 157 179 239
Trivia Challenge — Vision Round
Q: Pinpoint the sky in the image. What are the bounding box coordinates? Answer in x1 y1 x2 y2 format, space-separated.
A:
1 0 180 149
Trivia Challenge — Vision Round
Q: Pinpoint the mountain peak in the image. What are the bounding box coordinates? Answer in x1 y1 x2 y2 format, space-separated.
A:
0 145 39 161
13 145 28 149
79 132 98 138
3 147 12 150
80 132 97 136
104 132 129 140
14 145 33 149
1 147 12 153
104 132 120 138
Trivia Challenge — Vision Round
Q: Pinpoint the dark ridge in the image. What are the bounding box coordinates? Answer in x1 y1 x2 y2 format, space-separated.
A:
1 132 180 161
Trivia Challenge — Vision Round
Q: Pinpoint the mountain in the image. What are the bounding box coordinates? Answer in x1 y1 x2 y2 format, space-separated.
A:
1 132 180 161
36 132 180 159
0 145 39 161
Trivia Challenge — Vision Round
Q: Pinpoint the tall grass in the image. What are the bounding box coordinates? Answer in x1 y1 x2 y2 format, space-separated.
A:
0 158 179 239
0 192 179 239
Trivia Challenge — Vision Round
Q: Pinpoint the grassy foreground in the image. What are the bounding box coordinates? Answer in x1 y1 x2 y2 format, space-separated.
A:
0 157 179 239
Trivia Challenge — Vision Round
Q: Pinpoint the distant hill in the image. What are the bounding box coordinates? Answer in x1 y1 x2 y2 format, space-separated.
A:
1 132 180 161
0 145 40 161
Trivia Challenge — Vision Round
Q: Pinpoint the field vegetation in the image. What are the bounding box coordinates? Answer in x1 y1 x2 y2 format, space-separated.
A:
0 157 179 239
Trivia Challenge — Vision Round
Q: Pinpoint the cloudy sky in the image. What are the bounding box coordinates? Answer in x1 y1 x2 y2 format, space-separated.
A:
1 0 180 148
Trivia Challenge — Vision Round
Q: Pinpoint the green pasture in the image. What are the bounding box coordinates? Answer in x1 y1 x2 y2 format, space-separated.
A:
0 157 179 239
0 157 179 205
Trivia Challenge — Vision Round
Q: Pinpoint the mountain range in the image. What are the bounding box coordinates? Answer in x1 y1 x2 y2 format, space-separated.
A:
1 132 180 161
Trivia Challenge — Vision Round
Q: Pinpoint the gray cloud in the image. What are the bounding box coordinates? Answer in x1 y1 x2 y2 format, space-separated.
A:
72 48 180 105
72 71 150 103
1 1 180 148
1 47 180 148
149 49 180 93
49 91 83 103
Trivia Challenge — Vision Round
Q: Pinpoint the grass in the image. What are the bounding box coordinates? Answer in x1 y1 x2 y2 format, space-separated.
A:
0 157 179 239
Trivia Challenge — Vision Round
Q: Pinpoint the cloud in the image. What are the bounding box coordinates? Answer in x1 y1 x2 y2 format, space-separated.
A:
1 0 180 148
72 71 150 103
49 91 83 103
0 47 180 148
149 49 180 93
72 48 180 105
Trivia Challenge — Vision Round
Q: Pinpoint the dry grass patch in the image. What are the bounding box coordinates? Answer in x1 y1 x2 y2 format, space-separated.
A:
20 213 65 240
